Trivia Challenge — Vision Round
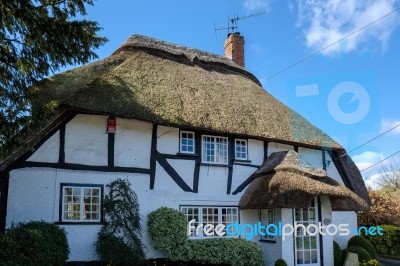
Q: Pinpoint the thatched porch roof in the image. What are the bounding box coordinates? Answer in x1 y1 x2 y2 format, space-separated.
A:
239 150 369 211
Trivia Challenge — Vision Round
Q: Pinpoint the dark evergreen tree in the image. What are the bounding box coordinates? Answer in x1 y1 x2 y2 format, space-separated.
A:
0 0 107 158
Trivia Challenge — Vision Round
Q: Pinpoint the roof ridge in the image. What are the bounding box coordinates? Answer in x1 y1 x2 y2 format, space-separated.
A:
112 34 261 86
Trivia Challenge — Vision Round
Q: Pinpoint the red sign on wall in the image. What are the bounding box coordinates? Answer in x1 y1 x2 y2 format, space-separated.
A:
107 117 116 134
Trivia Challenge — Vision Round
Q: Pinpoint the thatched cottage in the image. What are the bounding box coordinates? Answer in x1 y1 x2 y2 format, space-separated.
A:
0 34 370 265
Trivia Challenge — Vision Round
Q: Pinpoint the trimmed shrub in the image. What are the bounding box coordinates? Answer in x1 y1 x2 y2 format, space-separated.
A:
347 246 372 264
0 221 69 266
333 241 342 266
274 258 288 266
342 248 348 265
364 224 400 257
348 235 377 259
147 206 188 259
148 207 264 266
189 238 264 266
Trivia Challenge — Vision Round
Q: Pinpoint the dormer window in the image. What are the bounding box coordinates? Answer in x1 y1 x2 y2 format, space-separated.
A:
202 135 228 164
180 131 195 154
235 139 248 160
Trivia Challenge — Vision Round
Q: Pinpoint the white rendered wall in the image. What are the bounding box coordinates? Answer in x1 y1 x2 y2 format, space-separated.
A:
320 196 334 266
260 209 282 266
247 139 264 166
281 208 295 265
324 151 345 184
239 209 260 243
268 142 294 156
114 118 152 168
7 114 349 263
231 165 257 194
156 125 179 155
298 147 323 169
65 115 108 166
332 211 358 248
27 131 60 163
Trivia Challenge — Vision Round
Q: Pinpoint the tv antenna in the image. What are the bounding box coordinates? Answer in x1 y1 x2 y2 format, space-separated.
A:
214 11 266 39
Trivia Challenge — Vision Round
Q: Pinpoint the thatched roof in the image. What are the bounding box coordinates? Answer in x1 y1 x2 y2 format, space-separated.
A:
239 150 369 211
32 34 341 149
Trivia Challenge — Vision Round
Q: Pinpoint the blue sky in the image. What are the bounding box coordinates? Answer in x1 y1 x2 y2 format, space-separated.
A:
73 0 400 183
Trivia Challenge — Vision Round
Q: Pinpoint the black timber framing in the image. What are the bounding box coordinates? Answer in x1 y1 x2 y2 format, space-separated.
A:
0 172 9 233
59 124 65 163
227 136 235 194
149 124 157 189
156 151 192 192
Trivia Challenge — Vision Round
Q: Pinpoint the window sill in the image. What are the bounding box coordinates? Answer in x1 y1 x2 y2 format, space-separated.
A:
233 159 252 163
55 221 104 225
259 239 276 243
177 153 199 157
200 163 230 167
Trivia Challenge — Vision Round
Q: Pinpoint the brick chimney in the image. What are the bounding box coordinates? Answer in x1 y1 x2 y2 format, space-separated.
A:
224 32 245 67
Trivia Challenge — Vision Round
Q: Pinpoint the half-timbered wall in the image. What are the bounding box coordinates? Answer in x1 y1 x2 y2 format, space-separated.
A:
6 114 355 262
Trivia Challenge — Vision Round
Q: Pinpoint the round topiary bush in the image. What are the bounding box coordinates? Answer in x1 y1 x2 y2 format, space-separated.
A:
0 221 69 265
348 235 378 259
347 246 372 264
274 258 288 266
333 241 342 266
147 206 188 258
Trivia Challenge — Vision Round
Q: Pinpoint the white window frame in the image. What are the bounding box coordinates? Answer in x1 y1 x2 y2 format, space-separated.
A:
235 139 248 160
180 131 195 154
201 135 228 164
262 209 275 241
61 184 102 223
181 206 239 239
294 198 319 265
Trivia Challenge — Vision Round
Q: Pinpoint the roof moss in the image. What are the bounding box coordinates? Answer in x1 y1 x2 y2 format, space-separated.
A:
33 34 341 149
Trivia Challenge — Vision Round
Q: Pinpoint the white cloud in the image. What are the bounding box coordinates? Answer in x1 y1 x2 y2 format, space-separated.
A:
250 43 265 53
352 150 384 174
365 173 382 190
288 2 295 13
380 118 400 135
244 0 270 12
296 0 400 55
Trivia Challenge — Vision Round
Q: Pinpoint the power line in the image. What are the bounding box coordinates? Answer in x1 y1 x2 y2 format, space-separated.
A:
361 150 400 172
337 122 400 160
265 6 400 82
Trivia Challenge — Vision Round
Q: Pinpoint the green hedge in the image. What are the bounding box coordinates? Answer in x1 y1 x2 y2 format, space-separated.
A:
333 241 342 266
346 246 372 264
189 238 264 266
148 207 264 266
348 235 377 259
364 225 400 257
0 221 69 266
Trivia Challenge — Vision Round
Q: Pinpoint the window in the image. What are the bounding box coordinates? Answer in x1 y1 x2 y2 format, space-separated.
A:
235 139 248 160
295 199 319 265
181 206 238 238
180 131 195 154
202 135 228 164
60 184 102 222
262 209 275 241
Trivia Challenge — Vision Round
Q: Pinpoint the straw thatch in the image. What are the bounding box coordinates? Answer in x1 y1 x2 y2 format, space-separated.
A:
32 34 341 149
239 150 369 211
